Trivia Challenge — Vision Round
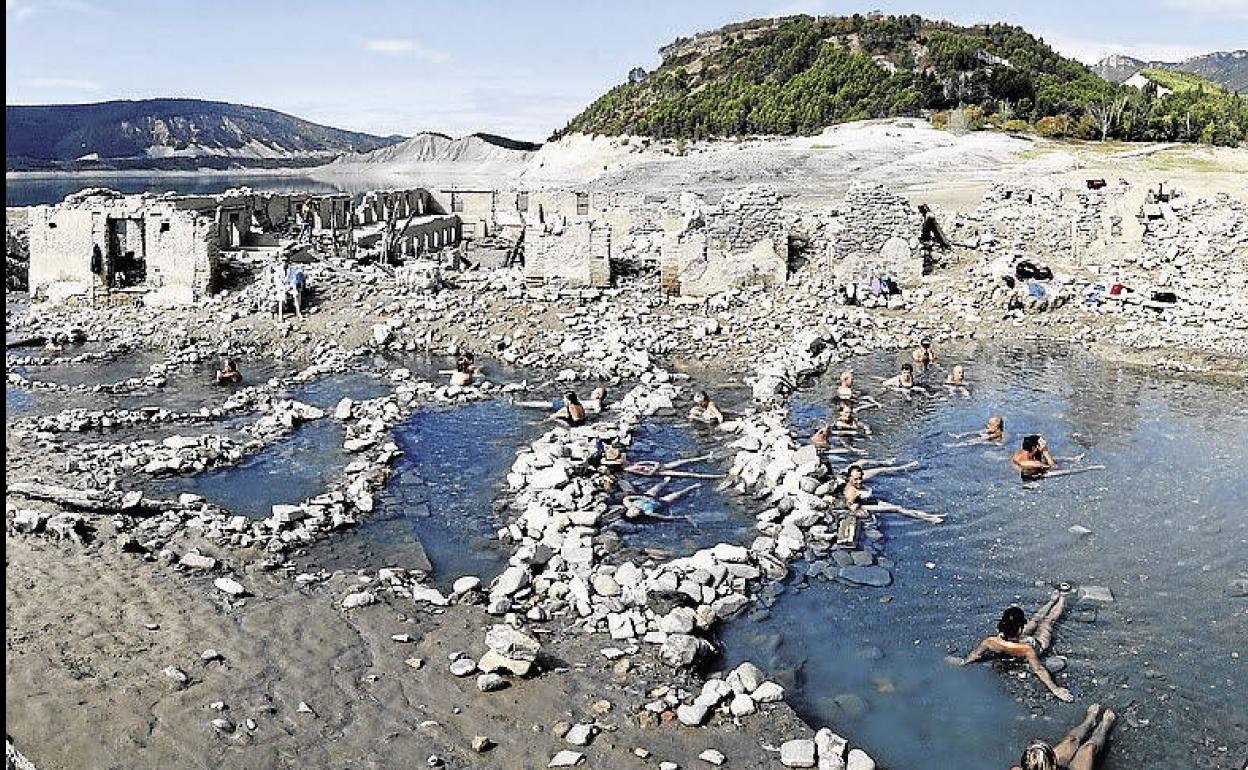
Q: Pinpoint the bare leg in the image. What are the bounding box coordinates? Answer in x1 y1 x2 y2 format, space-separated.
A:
1070 709 1116 770
1053 704 1102 765
1022 591 1061 637
855 457 899 468
663 454 713 471
1038 465 1107 479
645 479 671 497
862 460 919 480
864 502 944 524
659 483 701 504
1030 593 1067 653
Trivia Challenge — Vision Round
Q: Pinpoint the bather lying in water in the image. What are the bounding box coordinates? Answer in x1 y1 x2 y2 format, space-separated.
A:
842 464 942 523
688 391 725 425
1012 434 1104 480
946 415 1005 447
614 479 701 522
950 590 1075 702
1012 704 1116 770
517 386 607 415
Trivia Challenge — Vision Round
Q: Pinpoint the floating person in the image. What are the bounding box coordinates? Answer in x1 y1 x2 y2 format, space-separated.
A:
1012 705 1116 770
548 391 586 426
1012 435 1104 480
880 363 917 390
843 464 943 523
851 457 920 480
945 365 968 386
947 415 1005 447
626 454 723 479
835 371 882 409
951 590 1075 702
517 386 607 414
688 391 725 425
215 357 242 385
617 478 701 522
912 338 937 366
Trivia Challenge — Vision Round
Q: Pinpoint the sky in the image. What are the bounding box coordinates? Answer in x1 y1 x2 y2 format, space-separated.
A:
6 0 1247 142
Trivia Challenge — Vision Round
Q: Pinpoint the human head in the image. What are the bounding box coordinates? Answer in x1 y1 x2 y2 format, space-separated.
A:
564 391 580 406
988 416 1004 431
902 363 914 373
1019 741 1058 770
590 386 606 401
840 370 854 386
1022 434 1041 452
847 465 864 482
997 606 1027 639
838 403 853 417
694 391 710 405
952 365 964 377
921 338 932 349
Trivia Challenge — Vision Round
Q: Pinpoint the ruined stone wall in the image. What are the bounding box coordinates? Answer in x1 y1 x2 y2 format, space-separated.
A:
828 182 924 285
27 206 100 292
661 185 789 296
524 220 611 287
142 203 219 305
955 181 1121 263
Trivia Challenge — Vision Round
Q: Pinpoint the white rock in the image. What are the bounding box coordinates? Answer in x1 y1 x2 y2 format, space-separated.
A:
780 739 817 768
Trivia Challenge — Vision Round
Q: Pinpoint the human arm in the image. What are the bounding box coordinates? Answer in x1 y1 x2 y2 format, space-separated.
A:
1025 649 1074 701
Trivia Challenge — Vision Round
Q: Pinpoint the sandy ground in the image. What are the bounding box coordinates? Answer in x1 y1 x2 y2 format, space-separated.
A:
310 119 1248 210
6 531 810 770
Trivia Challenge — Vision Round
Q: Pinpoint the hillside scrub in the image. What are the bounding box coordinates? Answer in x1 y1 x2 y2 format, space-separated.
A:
556 14 1247 147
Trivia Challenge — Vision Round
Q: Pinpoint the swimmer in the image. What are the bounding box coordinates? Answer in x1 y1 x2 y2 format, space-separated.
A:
851 458 920 479
449 357 475 387
616 479 701 522
1013 435 1104 480
215 358 242 385
836 370 857 399
947 416 1005 447
945 365 967 385
1012 705 1117 770
880 363 916 390
626 454 722 479
517 385 606 415
951 591 1075 702
811 423 833 449
843 465 943 523
912 338 937 365
688 391 724 425
548 391 586 426
834 403 871 434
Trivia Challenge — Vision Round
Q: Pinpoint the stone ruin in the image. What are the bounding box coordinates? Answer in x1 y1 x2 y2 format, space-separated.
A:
24 187 462 306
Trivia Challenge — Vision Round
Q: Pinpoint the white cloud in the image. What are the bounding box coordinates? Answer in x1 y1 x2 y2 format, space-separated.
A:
1159 0 1248 21
1040 30 1212 65
20 77 102 90
364 39 451 64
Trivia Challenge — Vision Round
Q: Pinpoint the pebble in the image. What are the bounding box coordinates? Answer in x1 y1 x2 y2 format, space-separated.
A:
548 750 585 767
698 749 726 766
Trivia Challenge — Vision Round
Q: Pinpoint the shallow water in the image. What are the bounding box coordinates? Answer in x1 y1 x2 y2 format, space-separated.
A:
148 419 350 518
612 419 754 558
283 372 393 409
720 343 1247 770
300 399 543 587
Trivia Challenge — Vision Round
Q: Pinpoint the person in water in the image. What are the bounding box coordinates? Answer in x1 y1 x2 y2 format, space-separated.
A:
549 391 586 426
834 402 871 434
947 416 1005 447
1012 434 1055 476
618 479 700 521
912 338 937 365
881 363 916 389
1012 705 1116 770
215 357 242 385
449 355 477 387
945 365 967 385
842 464 943 523
688 391 725 424
952 590 1075 702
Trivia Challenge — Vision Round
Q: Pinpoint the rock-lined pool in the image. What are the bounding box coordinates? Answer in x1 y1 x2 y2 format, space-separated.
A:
720 342 1246 770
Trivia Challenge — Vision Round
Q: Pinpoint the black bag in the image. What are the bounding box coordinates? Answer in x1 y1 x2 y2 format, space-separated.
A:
1016 260 1053 281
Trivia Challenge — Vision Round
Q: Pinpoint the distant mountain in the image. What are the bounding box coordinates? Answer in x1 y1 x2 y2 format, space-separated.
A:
1094 50 1247 92
5 98 407 171
325 131 540 170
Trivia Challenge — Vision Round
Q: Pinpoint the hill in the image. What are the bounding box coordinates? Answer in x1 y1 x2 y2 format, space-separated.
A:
323 131 540 171
1094 50 1247 92
556 14 1247 146
5 99 406 171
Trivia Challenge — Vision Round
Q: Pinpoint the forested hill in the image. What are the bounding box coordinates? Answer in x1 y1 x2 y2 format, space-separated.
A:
556 15 1247 146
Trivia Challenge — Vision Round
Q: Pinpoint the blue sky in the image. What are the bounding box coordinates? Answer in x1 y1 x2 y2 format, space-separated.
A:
6 0 1246 141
